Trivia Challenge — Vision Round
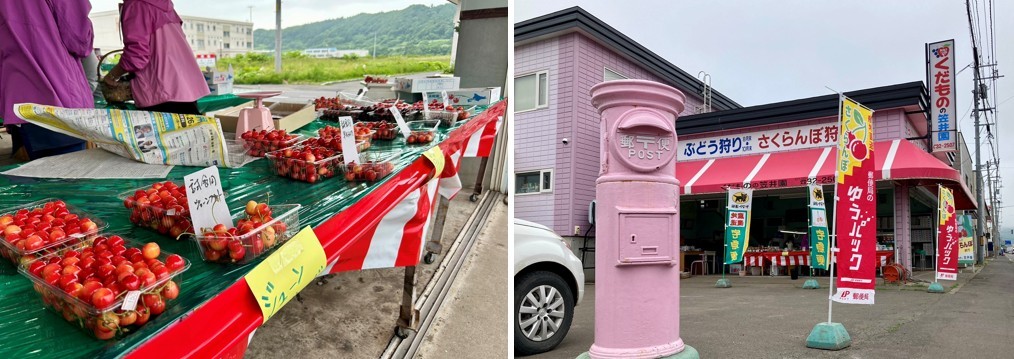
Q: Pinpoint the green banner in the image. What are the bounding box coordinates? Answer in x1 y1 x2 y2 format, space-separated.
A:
807 184 830 269
724 188 753 263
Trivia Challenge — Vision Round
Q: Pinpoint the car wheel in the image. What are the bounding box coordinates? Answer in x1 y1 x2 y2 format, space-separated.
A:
514 270 574 356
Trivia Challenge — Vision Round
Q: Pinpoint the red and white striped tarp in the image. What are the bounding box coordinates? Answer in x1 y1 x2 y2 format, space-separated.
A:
463 115 502 157
743 251 895 267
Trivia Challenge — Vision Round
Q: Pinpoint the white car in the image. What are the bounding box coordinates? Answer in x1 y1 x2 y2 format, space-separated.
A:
513 219 585 356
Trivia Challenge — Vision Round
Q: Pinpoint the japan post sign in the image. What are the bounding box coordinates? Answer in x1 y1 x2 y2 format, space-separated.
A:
832 97 877 305
927 40 957 153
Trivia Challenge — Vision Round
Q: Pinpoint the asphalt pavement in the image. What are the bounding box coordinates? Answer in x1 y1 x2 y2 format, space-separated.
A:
528 259 1014 358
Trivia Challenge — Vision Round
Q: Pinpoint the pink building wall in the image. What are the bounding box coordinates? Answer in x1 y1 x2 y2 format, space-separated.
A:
514 32 704 235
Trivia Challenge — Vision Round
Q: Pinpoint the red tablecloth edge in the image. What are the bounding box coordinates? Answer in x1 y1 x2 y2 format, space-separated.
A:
125 101 506 358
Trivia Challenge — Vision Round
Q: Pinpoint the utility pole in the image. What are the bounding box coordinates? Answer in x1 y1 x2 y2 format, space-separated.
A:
248 5 253 23
274 0 282 73
987 162 997 256
373 32 377 59
966 0 986 264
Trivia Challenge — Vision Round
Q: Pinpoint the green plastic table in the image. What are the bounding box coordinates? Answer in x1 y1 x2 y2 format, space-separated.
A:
0 103 500 358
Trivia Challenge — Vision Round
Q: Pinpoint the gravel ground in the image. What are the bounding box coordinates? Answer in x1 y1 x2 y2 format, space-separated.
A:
530 259 1014 359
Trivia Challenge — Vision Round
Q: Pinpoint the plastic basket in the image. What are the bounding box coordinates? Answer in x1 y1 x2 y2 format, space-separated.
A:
265 146 343 183
189 203 301 265
18 235 190 340
238 133 304 157
0 199 107 265
337 152 397 183
118 182 227 239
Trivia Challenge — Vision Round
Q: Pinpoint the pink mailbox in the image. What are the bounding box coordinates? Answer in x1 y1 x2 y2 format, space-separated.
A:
584 79 697 359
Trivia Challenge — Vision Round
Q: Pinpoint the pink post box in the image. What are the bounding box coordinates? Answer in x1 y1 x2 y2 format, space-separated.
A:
584 80 697 359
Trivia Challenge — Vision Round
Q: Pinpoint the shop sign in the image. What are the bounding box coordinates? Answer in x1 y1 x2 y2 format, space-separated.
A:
808 185 830 270
958 215 975 265
832 96 877 305
677 122 839 161
936 187 959 280
927 40 957 153
724 188 753 264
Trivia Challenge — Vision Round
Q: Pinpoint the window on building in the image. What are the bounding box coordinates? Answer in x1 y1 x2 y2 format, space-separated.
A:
514 71 548 112
516 170 552 194
197 39 204 48
197 24 204 32
224 31 230 38
224 43 230 49
604 68 628 81
247 42 252 48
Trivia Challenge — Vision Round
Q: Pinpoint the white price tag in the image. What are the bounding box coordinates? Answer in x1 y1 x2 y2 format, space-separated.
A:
422 92 430 117
356 87 368 100
121 290 142 311
184 166 233 234
339 116 360 165
441 90 449 107
389 107 411 137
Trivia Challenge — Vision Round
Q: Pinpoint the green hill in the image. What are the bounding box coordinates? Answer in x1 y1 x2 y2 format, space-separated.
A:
254 4 455 56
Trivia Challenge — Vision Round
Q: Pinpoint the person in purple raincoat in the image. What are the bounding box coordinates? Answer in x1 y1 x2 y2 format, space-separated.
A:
102 0 209 115
0 0 93 160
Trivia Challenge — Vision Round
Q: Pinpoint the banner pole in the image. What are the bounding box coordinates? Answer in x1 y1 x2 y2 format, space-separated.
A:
826 94 844 324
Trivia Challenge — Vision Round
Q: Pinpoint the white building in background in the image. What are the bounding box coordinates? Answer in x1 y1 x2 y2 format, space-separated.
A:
302 48 370 58
90 11 253 58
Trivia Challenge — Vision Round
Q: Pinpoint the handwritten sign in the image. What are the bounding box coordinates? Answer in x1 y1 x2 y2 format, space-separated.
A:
245 226 326 323
121 290 141 311
441 90 449 107
184 166 232 233
423 146 445 176
338 116 360 165
422 92 430 117
389 107 411 137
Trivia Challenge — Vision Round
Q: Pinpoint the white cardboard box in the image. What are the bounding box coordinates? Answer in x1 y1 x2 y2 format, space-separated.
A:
203 65 234 85
444 87 501 106
393 76 460 93
209 82 233 96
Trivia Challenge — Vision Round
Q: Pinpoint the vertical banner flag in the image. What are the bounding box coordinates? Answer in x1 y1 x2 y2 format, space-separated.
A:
958 215 975 265
937 186 959 280
927 40 957 153
724 188 753 264
832 97 877 305
808 185 830 270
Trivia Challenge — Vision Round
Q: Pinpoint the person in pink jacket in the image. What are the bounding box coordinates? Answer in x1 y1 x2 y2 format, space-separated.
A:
0 0 92 160
103 0 209 114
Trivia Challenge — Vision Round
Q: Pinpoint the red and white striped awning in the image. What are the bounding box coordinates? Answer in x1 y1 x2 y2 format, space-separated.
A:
676 139 976 210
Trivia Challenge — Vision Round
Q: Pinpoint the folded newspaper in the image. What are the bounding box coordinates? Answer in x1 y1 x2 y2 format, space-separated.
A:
14 103 249 168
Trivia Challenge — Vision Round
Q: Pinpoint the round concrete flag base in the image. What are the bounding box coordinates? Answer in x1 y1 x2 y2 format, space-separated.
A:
802 279 821 289
927 281 946 293
806 322 852 350
578 346 699 359
715 278 732 288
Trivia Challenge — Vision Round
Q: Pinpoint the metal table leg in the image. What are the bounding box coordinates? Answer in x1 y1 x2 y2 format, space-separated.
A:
469 157 489 202
423 196 450 264
395 265 419 339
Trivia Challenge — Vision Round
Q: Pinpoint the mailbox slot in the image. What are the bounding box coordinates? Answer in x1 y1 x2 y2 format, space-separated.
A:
616 209 676 266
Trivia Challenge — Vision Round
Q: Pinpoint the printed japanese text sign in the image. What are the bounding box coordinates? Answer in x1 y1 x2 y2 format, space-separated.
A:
245 226 327 324
724 188 753 263
183 166 232 234
677 122 839 161
832 96 877 305
338 116 360 165
927 40 957 153
958 214 975 264
808 185 830 270
937 186 959 280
